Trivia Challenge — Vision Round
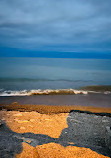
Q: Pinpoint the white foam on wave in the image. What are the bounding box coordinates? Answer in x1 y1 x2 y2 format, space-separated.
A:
29 89 88 95
0 89 110 96
104 91 111 94
0 90 28 96
0 89 88 96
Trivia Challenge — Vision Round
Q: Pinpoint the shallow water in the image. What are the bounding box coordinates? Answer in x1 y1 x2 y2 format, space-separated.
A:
0 93 111 108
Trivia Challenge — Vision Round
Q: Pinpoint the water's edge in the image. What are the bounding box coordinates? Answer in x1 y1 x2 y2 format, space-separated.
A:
0 93 111 108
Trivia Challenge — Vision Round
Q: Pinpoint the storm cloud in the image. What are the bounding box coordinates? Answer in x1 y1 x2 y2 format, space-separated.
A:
0 0 111 53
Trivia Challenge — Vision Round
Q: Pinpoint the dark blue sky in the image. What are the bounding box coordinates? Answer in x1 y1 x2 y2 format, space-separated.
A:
0 0 111 58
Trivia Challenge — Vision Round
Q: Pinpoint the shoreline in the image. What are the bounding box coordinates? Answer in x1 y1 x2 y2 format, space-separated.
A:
1 104 111 114
0 94 111 108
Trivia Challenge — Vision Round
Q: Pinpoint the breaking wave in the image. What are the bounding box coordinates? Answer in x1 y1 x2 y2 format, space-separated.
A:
0 89 88 96
0 88 111 96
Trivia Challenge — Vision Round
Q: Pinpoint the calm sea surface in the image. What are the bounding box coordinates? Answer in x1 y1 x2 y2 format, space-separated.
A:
0 57 111 90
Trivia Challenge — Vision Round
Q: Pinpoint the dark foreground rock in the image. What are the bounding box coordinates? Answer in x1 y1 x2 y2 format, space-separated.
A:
59 111 111 156
0 110 111 157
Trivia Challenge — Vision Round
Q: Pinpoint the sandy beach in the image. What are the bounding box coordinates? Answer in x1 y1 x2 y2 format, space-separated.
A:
0 0 111 157
0 105 111 158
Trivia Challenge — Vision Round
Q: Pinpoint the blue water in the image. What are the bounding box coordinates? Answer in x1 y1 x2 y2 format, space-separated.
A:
0 57 111 91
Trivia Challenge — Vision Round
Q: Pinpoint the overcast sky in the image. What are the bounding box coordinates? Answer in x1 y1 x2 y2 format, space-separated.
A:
0 0 111 57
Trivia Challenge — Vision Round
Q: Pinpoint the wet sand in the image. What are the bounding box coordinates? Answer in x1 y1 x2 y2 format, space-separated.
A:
0 105 111 158
1 104 111 114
